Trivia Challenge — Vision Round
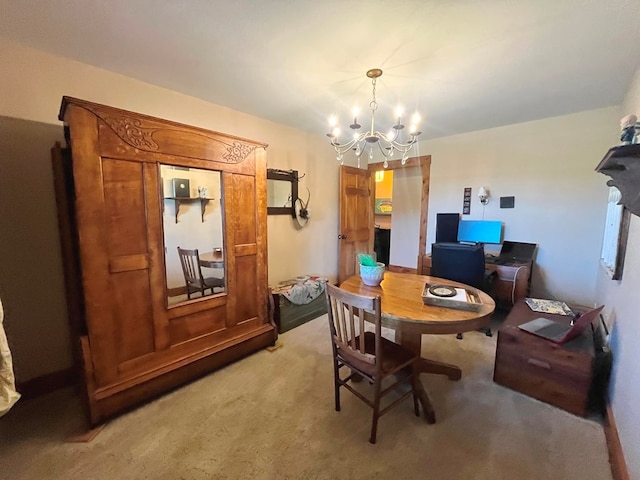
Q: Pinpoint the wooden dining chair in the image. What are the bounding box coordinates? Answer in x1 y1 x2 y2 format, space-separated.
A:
324 283 420 444
177 247 224 299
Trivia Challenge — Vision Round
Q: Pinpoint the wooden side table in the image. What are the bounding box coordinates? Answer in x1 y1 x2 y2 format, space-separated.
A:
493 300 596 417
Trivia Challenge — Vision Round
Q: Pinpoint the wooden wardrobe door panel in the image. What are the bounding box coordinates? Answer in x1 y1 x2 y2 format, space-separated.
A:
225 172 264 327
235 255 258 324
102 159 149 253
232 174 257 246
110 269 155 362
77 155 161 386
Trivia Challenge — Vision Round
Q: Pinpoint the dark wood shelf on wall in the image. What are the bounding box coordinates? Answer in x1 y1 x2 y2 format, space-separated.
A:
596 144 640 216
164 197 213 223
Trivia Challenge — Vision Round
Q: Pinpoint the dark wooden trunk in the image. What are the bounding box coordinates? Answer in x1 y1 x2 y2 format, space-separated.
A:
493 300 595 417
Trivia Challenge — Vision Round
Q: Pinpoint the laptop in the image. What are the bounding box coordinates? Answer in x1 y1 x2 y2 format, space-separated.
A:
490 241 537 264
517 305 604 344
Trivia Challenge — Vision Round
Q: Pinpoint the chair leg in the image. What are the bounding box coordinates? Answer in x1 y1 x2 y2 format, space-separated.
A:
479 326 493 337
333 362 341 412
370 380 382 444
458 328 492 339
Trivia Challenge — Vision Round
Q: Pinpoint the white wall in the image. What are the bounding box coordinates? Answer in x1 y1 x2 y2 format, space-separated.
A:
0 116 71 380
420 107 620 306
0 38 339 381
595 65 640 479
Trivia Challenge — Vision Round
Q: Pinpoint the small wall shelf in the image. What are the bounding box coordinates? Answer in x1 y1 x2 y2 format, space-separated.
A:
164 197 213 223
596 144 640 217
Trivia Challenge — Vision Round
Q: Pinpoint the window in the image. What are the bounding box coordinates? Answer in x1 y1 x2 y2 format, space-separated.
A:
600 187 630 280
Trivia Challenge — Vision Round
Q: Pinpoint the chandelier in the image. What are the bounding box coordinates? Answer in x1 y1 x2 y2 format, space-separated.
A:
327 68 421 168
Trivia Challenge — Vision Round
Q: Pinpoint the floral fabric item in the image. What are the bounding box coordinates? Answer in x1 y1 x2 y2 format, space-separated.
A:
1 297 21 416
275 276 327 305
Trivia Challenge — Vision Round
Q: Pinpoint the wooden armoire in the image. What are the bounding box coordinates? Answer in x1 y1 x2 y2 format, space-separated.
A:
51 97 276 425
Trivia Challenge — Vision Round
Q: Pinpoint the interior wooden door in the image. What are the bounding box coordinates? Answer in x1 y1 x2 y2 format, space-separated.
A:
338 165 374 284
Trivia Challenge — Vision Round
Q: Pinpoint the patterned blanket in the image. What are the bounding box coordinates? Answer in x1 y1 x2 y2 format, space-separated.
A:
273 276 327 305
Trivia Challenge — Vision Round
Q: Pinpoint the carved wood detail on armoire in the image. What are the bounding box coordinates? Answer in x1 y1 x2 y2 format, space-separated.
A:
51 97 276 426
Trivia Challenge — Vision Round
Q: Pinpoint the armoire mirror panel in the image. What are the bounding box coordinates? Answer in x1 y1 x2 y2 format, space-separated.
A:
160 165 226 305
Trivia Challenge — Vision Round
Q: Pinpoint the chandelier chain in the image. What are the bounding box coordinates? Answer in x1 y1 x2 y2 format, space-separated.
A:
370 77 377 112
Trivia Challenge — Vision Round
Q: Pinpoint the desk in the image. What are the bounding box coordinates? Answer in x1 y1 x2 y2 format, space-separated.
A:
421 254 531 308
340 271 495 423
199 250 224 268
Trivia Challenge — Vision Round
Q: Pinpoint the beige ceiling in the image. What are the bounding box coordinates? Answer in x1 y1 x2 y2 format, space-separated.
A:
2 0 640 139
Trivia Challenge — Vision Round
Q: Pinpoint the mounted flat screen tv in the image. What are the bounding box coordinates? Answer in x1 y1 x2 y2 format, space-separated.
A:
457 220 503 245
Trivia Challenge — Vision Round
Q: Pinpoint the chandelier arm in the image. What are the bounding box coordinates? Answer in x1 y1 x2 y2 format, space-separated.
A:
354 141 367 158
374 130 419 151
375 141 394 158
330 137 359 155
374 130 398 143
389 137 419 150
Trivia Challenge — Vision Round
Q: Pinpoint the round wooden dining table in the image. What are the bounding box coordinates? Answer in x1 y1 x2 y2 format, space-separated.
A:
199 250 224 268
340 271 495 423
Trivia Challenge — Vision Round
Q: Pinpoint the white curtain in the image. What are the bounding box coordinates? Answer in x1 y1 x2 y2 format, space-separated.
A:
0 296 20 416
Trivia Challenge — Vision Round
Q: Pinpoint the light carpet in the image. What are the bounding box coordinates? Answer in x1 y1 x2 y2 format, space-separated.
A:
0 314 612 480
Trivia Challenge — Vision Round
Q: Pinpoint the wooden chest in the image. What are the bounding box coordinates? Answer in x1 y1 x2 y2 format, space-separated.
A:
493 300 595 417
272 293 327 333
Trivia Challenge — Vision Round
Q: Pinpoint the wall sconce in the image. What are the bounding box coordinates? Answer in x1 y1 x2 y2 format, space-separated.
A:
478 186 490 205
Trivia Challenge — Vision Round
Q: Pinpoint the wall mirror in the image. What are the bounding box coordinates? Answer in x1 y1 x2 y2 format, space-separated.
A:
161 164 225 305
267 168 298 217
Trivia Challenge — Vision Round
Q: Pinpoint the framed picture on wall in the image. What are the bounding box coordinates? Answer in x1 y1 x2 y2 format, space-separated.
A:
375 198 392 215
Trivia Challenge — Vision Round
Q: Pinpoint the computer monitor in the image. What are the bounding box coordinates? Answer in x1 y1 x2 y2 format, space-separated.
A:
457 220 503 244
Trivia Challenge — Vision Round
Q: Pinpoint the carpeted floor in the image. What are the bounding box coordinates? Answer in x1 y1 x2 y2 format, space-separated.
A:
0 314 612 480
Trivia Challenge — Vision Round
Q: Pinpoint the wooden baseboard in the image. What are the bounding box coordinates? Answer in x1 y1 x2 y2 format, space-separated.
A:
605 402 630 480
167 286 187 297
388 264 417 274
16 367 78 400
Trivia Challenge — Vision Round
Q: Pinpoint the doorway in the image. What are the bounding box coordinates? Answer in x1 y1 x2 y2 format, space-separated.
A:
368 155 431 273
373 169 393 265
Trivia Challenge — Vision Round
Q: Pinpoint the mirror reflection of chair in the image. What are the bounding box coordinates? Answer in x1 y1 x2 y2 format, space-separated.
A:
324 283 420 444
177 247 224 299
430 242 496 338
